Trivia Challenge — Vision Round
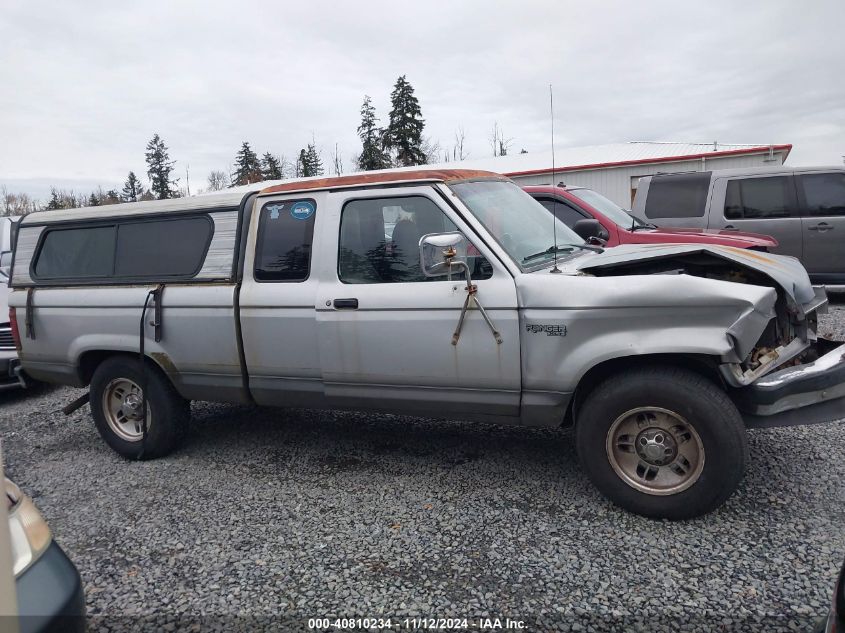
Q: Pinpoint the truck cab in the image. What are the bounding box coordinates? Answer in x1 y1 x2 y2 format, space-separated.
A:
8 169 845 520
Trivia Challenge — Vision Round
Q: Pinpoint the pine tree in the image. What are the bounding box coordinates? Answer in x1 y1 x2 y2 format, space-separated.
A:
232 142 263 186
121 171 144 202
45 189 64 210
356 95 390 171
145 134 179 199
261 152 283 180
88 193 101 207
298 143 324 177
385 76 426 167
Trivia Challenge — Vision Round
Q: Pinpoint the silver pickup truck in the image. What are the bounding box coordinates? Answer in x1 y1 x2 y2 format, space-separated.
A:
7 169 845 519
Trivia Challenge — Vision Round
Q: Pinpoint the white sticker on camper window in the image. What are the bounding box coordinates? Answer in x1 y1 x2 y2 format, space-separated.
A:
266 204 284 220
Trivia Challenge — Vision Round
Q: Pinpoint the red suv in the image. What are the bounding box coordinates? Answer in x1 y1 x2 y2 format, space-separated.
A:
524 185 777 250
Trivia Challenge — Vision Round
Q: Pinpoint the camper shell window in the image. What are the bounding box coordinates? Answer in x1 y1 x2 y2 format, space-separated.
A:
32 214 214 282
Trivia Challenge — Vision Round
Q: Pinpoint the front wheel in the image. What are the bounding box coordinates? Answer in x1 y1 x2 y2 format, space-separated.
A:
575 366 748 520
90 356 190 460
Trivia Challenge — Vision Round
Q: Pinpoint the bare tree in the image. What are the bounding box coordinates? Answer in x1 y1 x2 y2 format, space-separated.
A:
489 122 514 157
420 136 441 165
207 170 230 191
1 186 40 216
277 154 293 179
453 126 468 161
331 143 344 176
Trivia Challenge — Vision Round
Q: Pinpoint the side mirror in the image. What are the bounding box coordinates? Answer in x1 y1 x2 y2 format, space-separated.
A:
573 219 608 243
419 232 469 278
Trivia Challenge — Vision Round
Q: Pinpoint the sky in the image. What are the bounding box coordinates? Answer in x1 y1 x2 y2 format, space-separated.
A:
1 0 844 202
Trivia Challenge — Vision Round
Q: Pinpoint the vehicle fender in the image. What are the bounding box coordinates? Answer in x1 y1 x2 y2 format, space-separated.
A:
516 273 777 394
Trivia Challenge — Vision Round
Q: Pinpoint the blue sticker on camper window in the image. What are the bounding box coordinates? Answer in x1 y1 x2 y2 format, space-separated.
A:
266 204 283 220
290 201 315 220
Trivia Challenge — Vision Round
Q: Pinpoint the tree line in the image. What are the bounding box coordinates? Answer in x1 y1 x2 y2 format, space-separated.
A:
2 75 521 216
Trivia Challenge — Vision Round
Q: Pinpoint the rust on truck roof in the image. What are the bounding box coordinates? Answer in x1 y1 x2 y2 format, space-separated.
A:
258 169 505 195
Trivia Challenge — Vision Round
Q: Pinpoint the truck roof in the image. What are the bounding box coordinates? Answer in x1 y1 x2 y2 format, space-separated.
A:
258 168 504 195
20 169 505 227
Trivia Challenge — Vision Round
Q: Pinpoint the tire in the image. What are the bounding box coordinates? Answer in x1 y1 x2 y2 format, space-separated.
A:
90 355 190 460
575 366 748 520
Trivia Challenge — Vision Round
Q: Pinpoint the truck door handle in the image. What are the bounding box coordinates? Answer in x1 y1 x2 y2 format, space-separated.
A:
333 298 359 309
808 222 833 232
723 225 737 231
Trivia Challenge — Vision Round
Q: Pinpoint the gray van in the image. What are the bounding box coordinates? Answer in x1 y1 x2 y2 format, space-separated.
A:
632 167 845 289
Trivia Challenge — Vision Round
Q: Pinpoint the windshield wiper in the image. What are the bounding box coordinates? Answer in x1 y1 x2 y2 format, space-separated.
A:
522 242 603 264
522 245 574 263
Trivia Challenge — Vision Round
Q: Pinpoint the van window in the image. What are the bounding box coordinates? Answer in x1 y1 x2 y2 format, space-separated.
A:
254 199 316 282
116 217 212 277
798 172 845 217
338 196 491 284
724 177 794 219
644 172 710 219
34 226 116 279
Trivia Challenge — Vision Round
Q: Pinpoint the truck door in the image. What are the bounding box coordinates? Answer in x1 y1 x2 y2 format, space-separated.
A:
315 187 521 419
239 194 324 407
710 174 803 260
795 170 845 285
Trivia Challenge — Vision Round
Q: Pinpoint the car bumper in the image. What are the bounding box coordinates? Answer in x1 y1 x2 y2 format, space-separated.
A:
736 340 845 428
16 541 86 633
0 353 27 391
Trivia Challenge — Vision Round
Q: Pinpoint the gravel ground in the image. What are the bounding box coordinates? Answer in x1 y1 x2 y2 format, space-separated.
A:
1 304 844 632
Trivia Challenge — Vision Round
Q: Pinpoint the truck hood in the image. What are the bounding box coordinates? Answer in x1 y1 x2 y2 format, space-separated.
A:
629 227 777 248
572 243 818 309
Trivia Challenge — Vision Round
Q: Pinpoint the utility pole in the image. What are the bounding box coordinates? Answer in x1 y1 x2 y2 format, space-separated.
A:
185 164 191 197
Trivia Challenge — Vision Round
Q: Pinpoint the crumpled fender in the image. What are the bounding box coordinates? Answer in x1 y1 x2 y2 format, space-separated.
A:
515 273 778 393
575 243 816 310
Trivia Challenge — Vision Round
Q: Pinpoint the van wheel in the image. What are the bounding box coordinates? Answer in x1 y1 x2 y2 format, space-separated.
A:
575 366 747 520
90 356 189 460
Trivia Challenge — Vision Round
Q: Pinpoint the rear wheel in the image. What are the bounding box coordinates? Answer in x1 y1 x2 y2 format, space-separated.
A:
90 356 189 460
575 366 747 520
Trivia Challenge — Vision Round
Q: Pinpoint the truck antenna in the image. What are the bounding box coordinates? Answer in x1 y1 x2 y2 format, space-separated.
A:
550 84 561 274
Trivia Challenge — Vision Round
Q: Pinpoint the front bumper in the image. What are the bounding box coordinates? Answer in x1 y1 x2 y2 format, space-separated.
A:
16 540 86 633
736 340 845 428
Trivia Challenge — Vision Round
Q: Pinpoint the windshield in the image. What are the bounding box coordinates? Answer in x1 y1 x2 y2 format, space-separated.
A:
568 188 647 228
449 180 584 268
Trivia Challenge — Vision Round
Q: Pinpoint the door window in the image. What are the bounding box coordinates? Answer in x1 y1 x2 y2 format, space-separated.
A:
338 196 491 284
798 172 845 217
534 198 588 228
254 199 316 282
724 177 795 219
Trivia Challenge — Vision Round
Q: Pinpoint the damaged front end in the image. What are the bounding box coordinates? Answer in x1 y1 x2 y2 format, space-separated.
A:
577 244 845 427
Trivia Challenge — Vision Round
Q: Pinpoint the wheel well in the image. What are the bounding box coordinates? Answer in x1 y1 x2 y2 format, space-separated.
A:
565 354 724 427
77 350 169 386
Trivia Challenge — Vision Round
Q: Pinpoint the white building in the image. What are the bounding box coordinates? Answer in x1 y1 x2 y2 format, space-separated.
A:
437 141 791 208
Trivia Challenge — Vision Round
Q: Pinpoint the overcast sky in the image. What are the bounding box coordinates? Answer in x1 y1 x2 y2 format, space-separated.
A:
2 0 844 201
